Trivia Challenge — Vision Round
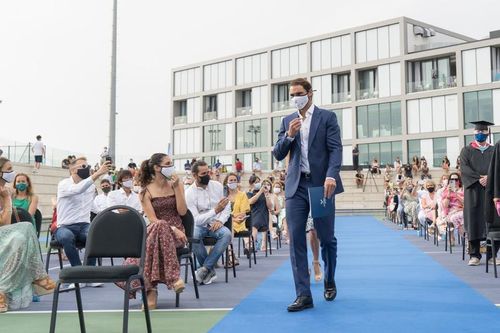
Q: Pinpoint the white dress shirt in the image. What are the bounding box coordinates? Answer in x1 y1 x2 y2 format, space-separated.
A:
298 103 315 173
92 193 110 214
185 180 231 227
57 177 96 226
107 188 142 213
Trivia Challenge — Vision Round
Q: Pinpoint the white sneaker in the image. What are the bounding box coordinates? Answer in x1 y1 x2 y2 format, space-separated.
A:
87 283 104 288
488 258 500 266
468 257 481 266
202 270 217 285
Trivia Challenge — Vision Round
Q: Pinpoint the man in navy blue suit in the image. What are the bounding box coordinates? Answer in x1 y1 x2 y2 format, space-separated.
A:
273 78 344 312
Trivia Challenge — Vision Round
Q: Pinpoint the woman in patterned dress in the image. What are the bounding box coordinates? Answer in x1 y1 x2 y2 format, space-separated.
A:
118 153 187 310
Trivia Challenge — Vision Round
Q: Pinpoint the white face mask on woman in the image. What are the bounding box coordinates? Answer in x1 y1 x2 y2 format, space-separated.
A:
227 183 238 190
254 182 261 190
1 170 16 183
273 187 281 194
161 166 175 179
122 179 133 189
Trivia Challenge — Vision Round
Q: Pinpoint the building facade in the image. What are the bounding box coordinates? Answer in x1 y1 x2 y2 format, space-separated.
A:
171 17 500 172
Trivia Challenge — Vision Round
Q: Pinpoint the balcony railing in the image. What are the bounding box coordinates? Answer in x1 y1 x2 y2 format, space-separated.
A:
174 115 187 125
407 76 457 93
332 92 352 104
236 106 252 117
204 111 217 121
357 89 378 100
0 143 80 168
272 101 292 112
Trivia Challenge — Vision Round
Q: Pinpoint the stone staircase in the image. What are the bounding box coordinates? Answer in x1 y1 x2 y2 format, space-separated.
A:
12 162 69 218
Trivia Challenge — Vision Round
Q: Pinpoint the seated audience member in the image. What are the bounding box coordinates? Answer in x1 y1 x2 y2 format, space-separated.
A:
107 170 142 213
370 158 381 174
185 160 232 286
411 156 420 177
224 173 250 263
441 156 451 176
420 159 430 180
355 168 364 188
0 157 56 313
440 172 464 243
418 180 438 231
118 153 187 310
273 181 288 244
91 179 112 218
401 179 418 229
12 173 38 226
394 157 402 174
55 157 110 278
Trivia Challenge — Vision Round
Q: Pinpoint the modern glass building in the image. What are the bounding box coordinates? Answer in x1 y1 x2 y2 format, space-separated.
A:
171 17 500 171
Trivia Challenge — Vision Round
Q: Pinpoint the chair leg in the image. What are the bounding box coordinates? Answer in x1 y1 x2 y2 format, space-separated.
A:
268 231 273 255
445 224 448 252
184 257 189 283
57 249 64 269
230 244 236 278
75 283 86 333
189 256 199 299
122 281 131 333
252 236 257 265
49 282 62 333
111 258 115 266
45 248 52 272
224 249 229 283
238 237 241 258
486 242 490 273
493 241 498 278
139 277 152 333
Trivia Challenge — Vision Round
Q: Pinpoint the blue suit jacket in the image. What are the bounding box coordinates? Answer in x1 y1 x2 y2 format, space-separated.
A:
272 106 344 199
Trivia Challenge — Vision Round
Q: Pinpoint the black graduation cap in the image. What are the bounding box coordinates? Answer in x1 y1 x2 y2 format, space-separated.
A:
470 120 494 131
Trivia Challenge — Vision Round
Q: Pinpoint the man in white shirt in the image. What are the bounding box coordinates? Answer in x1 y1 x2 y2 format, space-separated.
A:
185 160 231 285
55 157 110 268
107 170 142 213
91 179 112 218
32 135 45 172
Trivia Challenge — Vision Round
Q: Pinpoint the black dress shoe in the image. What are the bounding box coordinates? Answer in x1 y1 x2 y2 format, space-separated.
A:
287 296 314 312
324 280 337 301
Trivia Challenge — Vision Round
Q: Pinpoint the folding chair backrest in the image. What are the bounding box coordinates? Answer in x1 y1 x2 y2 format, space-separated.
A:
34 209 42 237
181 210 195 238
84 206 146 264
244 214 252 230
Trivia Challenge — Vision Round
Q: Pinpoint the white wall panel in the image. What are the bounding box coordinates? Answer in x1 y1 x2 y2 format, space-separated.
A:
260 54 268 80
321 39 331 69
311 41 321 71
272 50 280 78
341 35 351 66
252 55 260 82
343 108 353 140
378 64 390 98
244 56 252 84
343 145 353 165
446 137 460 168
493 89 500 125
299 44 307 73
444 95 458 130
377 26 389 59
389 24 400 57
289 46 299 75
389 63 401 96
281 47 290 77
407 100 420 134
462 49 477 86
476 47 492 85
419 98 433 133
420 139 434 166
332 37 342 68
432 96 446 132
312 76 322 105
225 124 233 150
321 75 332 105
366 29 378 62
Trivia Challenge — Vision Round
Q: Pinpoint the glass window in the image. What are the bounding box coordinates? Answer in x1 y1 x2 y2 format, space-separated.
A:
272 117 284 144
391 102 402 135
331 109 343 138
478 90 493 122
433 138 447 168
368 143 380 164
358 69 377 99
368 104 380 138
464 90 493 128
332 73 350 103
407 140 421 162
204 95 217 121
380 142 392 166
358 144 369 166
272 83 291 111
464 92 478 128
391 141 402 164
379 103 391 136
357 106 368 139
236 119 268 149
204 124 226 152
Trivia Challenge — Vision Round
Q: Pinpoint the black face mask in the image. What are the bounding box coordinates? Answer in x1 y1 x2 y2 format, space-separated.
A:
102 187 111 193
427 187 435 193
199 174 210 186
77 166 91 180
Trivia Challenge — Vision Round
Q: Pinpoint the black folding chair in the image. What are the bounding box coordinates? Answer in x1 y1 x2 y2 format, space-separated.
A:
485 231 500 278
176 210 200 308
256 225 273 257
10 207 32 224
34 209 42 238
235 215 257 268
462 231 468 261
49 206 152 333
444 222 453 254
45 234 86 274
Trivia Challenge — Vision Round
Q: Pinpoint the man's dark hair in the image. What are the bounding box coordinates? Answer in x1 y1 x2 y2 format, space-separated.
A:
192 160 208 175
290 78 312 92
101 179 111 185
36 135 42 140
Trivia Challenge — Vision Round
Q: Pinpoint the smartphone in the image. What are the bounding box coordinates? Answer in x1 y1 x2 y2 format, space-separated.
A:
105 156 113 163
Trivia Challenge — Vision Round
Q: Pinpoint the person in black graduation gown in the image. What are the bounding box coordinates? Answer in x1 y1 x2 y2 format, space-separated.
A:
484 139 500 263
352 145 359 171
459 120 495 266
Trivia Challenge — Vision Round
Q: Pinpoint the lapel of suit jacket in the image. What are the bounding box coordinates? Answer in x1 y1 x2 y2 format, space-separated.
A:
308 106 321 151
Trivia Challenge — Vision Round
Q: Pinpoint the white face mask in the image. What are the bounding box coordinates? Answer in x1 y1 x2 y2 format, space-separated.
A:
227 183 238 190
122 179 133 189
254 183 261 190
291 95 309 110
1 171 16 183
273 188 281 194
133 185 141 193
161 166 175 179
